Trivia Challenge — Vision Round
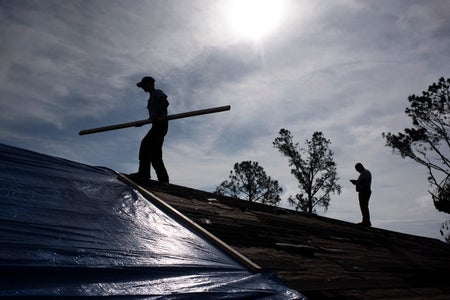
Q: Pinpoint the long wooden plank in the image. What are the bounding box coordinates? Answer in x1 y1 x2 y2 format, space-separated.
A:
79 105 231 135
117 173 262 273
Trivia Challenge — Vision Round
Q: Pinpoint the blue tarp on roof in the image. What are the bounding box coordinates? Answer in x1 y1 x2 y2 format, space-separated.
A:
0 143 305 299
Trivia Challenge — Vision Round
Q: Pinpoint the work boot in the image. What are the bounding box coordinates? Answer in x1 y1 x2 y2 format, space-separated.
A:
127 172 149 184
356 221 372 227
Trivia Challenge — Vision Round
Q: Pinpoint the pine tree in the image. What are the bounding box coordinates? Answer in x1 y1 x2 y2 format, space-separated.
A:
273 129 341 213
383 77 450 213
215 161 282 206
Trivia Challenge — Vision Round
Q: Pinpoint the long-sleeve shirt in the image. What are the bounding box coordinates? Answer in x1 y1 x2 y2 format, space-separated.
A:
147 89 169 121
355 169 372 192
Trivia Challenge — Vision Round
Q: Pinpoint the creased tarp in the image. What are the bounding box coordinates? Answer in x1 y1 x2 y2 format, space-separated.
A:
0 143 305 299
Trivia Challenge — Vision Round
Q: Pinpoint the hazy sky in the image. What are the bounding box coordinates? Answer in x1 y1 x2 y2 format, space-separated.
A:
1 0 449 240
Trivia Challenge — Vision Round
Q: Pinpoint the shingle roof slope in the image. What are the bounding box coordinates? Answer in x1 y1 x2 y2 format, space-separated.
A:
139 180 450 300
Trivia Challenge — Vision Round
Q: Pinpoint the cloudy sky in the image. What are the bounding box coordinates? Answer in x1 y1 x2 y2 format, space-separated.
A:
1 0 449 240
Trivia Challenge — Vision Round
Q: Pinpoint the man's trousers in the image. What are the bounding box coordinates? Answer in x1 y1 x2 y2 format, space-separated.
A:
138 124 169 183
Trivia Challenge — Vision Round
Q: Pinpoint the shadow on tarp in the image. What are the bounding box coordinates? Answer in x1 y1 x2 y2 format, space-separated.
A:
0 143 305 299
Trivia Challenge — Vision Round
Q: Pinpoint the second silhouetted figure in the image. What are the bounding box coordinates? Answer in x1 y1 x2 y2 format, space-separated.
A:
350 162 372 227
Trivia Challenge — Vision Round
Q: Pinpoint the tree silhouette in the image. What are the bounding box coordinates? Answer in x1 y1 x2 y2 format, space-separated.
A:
215 161 282 206
383 77 450 213
273 129 341 213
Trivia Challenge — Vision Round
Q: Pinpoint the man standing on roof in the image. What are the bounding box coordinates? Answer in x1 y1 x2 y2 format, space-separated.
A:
350 163 372 227
130 76 169 183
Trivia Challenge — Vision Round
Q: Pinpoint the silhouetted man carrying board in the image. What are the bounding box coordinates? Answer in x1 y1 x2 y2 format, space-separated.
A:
129 76 169 183
350 163 372 227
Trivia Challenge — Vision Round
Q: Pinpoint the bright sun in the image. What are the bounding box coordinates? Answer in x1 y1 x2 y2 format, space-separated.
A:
226 0 285 41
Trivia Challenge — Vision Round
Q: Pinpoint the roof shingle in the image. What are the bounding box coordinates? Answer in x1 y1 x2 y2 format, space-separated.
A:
138 180 450 300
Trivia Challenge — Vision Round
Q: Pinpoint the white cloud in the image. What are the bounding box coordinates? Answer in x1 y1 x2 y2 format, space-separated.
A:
1 0 449 241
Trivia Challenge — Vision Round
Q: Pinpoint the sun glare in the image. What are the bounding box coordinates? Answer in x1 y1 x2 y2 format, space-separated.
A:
226 0 285 41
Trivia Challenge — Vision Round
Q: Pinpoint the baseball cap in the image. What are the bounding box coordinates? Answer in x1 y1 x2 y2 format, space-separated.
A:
136 76 155 87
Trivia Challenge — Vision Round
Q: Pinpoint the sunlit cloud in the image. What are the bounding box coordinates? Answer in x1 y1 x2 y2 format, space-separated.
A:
1 0 449 240
224 0 287 41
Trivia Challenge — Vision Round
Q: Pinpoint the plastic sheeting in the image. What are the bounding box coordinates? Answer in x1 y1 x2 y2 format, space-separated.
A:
0 143 305 299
